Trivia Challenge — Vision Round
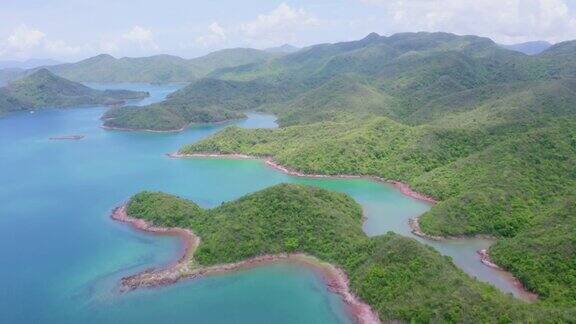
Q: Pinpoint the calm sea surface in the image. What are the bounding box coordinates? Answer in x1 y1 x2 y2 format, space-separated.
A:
0 83 524 323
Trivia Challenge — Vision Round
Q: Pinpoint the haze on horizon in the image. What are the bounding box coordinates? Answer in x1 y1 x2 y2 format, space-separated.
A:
1 0 576 62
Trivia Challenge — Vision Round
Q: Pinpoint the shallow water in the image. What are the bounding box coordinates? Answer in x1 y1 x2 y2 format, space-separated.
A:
0 83 525 323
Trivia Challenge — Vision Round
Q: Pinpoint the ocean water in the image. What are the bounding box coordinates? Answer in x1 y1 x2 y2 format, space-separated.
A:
0 83 524 323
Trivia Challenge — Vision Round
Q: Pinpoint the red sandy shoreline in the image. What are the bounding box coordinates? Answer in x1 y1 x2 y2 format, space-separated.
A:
477 249 539 302
111 205 381 324
168 152 438 204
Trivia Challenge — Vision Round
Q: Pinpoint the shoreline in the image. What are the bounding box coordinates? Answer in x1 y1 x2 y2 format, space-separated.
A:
168 152 438 204
477 249 539 302
101 115 247 134
169 152 538 302
408 218 444 241
49 135 85 140
408 217 496 241
101 124 188 133
111 205 381 324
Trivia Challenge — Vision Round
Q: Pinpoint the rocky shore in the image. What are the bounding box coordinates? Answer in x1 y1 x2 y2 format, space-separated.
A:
408 217 497 241
477 249 501 269
111 204 381 324
477 249 539 302
408 218 444 241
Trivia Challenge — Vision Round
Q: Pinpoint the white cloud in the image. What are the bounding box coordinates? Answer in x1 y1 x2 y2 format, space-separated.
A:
195 22 227 47
0 24 85 59
122 25 159 50
5 24 45 52
240 3 320 46
358 0 576 43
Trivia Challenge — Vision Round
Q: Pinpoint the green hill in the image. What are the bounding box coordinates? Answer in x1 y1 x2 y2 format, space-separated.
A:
102 78 289 131
490 196 576 304
115 31 569 131
0 88 28 114
41 48 278 83
176 32 576 305
500 41 552 55
0 69 148 114
182 118 576 305
125 185 574 322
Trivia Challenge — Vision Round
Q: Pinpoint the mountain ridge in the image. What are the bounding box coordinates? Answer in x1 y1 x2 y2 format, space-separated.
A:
0 69 148 114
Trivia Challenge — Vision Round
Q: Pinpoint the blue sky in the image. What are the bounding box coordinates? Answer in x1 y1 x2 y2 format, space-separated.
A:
1 0 576 61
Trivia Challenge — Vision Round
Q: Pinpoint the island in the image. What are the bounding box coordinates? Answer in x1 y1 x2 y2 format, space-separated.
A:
112 184 574 323
48 135 85 141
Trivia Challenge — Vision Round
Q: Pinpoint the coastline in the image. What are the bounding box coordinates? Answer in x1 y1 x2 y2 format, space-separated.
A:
477 249 539 302
408 218 444 241
49 135 85 140
101 124 188 133
101 115 247 134
169 152 538 302
168 152 438 204
111 204 381 324
408 217 496 241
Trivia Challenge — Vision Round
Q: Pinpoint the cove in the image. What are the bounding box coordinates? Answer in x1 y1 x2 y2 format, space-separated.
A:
0 83 525 324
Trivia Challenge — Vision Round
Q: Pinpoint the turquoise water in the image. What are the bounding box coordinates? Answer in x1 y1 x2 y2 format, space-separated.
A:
0 84 524 323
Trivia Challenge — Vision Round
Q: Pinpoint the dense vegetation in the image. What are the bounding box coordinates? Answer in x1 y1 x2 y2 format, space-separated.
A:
0 88 27 114
5 31 570 314
500 41 552 55
126 185 575 322
0 69 148 114
102 78 289 130
174 32 576 304
32 49 276 83
109 32 576 131
490 196 576 305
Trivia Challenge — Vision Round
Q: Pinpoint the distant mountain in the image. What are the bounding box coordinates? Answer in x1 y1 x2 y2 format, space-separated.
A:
265 44 300 54
0 58 62 69
540 39 576 57
500 41 552 55
0 68 25 86
0 69 148 114
38 48 276 83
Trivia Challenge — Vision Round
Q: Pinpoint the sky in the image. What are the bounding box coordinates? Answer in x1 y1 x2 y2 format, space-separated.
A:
1 0 576 62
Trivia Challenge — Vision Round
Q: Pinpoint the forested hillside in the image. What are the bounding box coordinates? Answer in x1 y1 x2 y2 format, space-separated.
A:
174 32 576 305
111 32 576 131
38 48 277 83
102 78 289 131
126 185 575 322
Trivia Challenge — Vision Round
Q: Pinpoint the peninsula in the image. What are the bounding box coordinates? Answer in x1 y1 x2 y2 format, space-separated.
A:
113 184 574 323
